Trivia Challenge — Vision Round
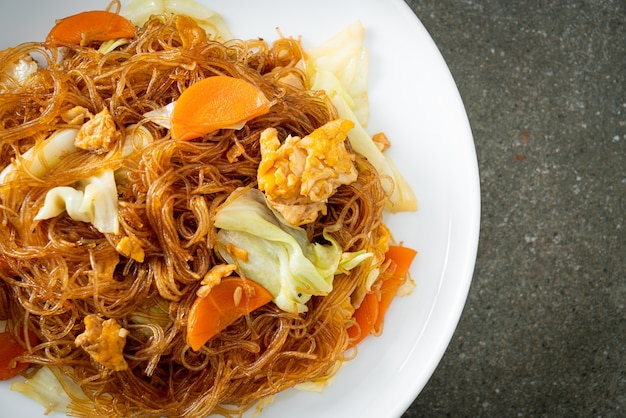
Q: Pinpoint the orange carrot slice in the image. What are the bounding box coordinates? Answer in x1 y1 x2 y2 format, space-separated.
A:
385 246 418 279
347 245 417 348
46 10 136 46
372 276 405 335
0 328 38 380
171 75 271 141
373 246 417 334
346 291 379 348
186 276 273 351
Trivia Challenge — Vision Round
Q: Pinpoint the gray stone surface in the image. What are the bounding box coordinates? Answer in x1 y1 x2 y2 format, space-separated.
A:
401 1 625 417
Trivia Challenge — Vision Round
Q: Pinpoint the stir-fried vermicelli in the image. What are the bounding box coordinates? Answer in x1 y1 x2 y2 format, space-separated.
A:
0 3 415 417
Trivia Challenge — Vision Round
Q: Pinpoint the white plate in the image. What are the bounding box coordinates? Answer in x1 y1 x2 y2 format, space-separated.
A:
0 1 480 417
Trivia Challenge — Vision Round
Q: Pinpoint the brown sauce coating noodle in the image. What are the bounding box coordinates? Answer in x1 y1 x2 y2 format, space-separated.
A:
0 12 389 417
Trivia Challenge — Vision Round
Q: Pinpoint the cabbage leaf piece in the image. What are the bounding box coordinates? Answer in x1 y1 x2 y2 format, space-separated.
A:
123 0 232 41
0 125 152 235
0 54 38 91
0 128 79 186
29 125 152 234
306 21 369 127
214 188 341 314
34 169 119 234
11 366 91 415
306 22 417 213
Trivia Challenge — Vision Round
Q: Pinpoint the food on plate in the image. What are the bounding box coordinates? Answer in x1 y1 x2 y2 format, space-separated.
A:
0 0 417 416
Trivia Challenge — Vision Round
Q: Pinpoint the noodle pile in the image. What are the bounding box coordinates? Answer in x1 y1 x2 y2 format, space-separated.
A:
0 7 392 418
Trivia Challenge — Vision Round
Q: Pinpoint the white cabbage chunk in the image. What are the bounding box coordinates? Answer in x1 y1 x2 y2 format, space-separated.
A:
0 54 38 91
123 0 232 41
117 125 153 158
11 366 90 415
34 169 119 234
0 128 79 186
306 22 417 213
1 125 152 235
214 188 342 314
306 21 369 126
325 84 417 212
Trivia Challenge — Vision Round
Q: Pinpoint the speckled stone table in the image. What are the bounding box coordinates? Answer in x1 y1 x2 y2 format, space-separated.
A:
400 1 625 417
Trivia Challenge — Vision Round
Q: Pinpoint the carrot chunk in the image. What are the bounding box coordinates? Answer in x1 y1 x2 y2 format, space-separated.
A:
186 276 273 351
0 328 38 380
46 10 136 46
346 291 379 347
171 76 271 141
347 246 417 348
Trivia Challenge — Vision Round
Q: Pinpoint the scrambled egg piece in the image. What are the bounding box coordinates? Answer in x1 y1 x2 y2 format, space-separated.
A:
115 235 145 262
197 264 237 298
74 108 122 153
75 315 129 371
61 105 91 125
176 15 208 49
257 119 358 226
